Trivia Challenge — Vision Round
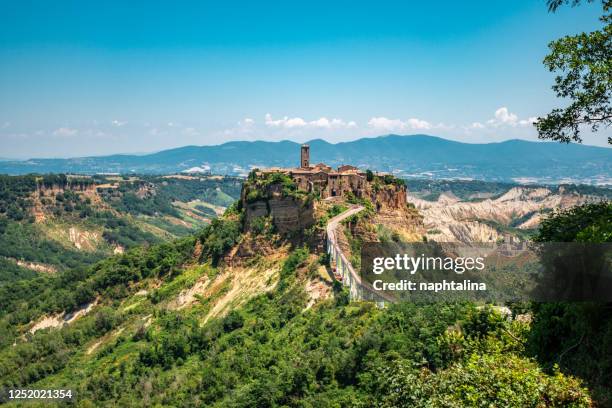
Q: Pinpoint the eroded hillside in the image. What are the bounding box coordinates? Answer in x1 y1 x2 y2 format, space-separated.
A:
409 185 607 242
0 176 597 407
0 174 241 284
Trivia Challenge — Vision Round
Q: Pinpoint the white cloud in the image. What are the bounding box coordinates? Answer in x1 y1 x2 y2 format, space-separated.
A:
265 114 306 128
224 107 539 143
241 118 255 126
483 107 534 128
493 107 518 125
285 117 307 128
519 117 537 126
367 117 406 131
264 114 357 129
367 116 432 132
406 118 432 130
309 117 331 128
111 120 127 127
52 127 78 137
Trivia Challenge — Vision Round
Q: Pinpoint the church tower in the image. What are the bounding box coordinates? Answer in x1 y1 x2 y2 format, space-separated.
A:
300 144 310 168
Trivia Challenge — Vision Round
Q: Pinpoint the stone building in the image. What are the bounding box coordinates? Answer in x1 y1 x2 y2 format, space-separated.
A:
300 144 310 168
244 144 408 236
259 144 369 199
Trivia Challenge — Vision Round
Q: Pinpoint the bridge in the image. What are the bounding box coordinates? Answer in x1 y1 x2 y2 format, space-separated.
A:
325 205 391 306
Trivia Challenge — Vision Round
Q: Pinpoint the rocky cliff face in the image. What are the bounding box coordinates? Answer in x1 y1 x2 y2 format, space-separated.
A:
370 184 407 210
244 196 315 234
241 176 316 235
409 186 602 242
241 173 410 237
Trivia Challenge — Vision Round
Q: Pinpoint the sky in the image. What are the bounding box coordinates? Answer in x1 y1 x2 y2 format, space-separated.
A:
0 0 609 158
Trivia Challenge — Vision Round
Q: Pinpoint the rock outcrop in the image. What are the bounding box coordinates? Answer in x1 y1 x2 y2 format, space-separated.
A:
370 184 408 210
409 186 602 242
242 182 315 234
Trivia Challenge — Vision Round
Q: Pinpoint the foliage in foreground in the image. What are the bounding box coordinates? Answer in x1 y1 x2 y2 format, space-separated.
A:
0 199 607 406
536 0 611 145
0 242 592 407
530 201 612 405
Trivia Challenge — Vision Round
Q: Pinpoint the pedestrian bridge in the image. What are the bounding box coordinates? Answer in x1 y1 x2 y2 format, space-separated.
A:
325 205 390 306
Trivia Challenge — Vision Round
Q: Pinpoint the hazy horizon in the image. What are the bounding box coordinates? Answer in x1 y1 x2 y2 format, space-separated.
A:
0 133 609 161
1 1 611 158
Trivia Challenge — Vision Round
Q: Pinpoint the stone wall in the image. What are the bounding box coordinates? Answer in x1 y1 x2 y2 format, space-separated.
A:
242 172 408 235
370 184 407 210
243 195 315 234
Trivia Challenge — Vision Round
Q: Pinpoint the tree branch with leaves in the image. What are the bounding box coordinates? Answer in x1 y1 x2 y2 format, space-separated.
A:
535 0 611 144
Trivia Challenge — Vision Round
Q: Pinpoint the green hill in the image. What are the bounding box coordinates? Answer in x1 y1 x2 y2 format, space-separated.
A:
0 174 241 285
1 135 610 184
0 179 601 407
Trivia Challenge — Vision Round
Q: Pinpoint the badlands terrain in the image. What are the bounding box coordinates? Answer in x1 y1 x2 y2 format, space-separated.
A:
408 185 606 242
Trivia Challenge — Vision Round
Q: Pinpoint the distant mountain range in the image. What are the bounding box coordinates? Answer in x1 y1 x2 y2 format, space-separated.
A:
1 135 610 185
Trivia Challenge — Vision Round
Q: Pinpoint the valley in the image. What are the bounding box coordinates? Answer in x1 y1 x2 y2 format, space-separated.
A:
0 167 609 406
406 183 608 242
1 135 611 185
2 0 610 405
0 174 241 284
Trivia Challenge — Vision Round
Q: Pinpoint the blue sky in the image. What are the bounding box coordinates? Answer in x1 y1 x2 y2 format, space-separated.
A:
0 0 609 158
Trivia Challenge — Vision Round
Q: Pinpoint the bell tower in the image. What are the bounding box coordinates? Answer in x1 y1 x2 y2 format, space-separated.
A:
300 144 310 168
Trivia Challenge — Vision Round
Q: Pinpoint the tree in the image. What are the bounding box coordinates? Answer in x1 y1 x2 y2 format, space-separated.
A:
534 202 611 243
535 0 611 144
528 201 612 403
366 169 374 182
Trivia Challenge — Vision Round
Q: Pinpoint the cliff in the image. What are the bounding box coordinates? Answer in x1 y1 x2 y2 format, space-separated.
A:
243 196 315 234
241 173 315 234
408 185 603 242
369 183 408 210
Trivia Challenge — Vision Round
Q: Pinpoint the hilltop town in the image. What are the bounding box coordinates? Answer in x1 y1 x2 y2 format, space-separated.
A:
239 144 414 237
258 144 370 200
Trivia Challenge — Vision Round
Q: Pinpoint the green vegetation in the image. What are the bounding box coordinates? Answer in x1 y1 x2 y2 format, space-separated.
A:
366 170 406 191
313 204 348 230
345 225 363 270
0 174 93 222
153 176 241 207
0 178 160 283
249 215 275 238
536 0 611 144
0 174 242 284
327 203 348 218
97 175 241 217
100 188 180 217
406 178 612 202
0 222 105 277
377 224 402 243
0 173 606 406
198 217 242 266
0 231 593 406
244 171 313 203
0 257 37 283
405 179 518 201
529 201 612 405
535 202 611 243
345 191 375 215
